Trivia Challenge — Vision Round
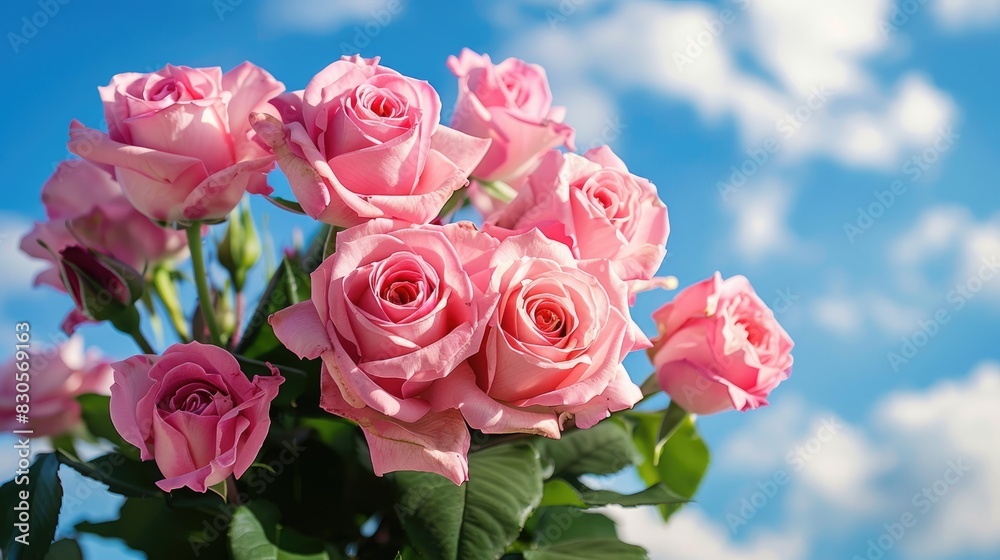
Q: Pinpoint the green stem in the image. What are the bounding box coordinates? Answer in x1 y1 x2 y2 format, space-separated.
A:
187 224 223 346
110 307 155 354
131 328 156 354
152 265 190 342
639 372 662 402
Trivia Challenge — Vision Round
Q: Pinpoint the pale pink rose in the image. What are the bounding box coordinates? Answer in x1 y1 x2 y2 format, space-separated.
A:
428 230 646 438
109 342 283 492
68 62 285 223
20 159 187 292
489 147 669 281
270 219 499 484
649 273 793 415
446 49 575 217
0 336 113 438
250 55 491 228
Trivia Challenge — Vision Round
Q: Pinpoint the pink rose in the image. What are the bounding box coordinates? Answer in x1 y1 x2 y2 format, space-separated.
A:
429 230 646 438
446 49 575 217
250 55 491 228
0 336 113 438
20 159 187 291
649 273 793 415
489 147 669 281
270 219 499 484
68 62 285 223
110 342 283 492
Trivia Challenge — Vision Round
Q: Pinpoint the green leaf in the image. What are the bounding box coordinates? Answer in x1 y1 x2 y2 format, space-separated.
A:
531 508 618 544
578 483 688 508
229 506 330 560
56 451 161 498
77 394 141 460
538 480 585 508
265 196 306 215
77 497 226 559
538 421 635 479
654 401 689 465
628 412 709 520
396 444 543 560
44 539 83 560
236 224 328 361
523 538 648 560
657 417 709 519
0 453 63 560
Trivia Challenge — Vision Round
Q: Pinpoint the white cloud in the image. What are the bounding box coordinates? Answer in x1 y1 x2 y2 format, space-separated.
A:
811 291 924 338
606 506 807 560
259 0 405 34
891 205 1000 301
0 214 45 294
724 182 805 262
812 295 863 337
875 362 1000 558
637 362 1000 560
934 0 1000 31
497 0 957 169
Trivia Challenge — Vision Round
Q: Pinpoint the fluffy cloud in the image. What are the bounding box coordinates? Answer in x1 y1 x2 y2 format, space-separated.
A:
0 214 45 294
496 0 957 169
606 505 807 560
722 182 804 262
891 205 1000 301
618 363 1000 559
933 0 1000 30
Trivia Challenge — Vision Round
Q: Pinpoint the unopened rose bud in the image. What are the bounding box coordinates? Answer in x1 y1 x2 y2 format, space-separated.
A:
56 245 144 323
218 202 260 291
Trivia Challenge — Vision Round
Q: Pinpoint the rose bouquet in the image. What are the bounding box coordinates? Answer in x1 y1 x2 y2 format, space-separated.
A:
1 50 793 560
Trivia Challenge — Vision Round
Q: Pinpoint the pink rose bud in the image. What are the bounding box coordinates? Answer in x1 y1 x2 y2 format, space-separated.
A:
428 230 647 437
68 62 285 224
250 55 491 228
0 336 113 438
109 342 283 493
488 147 669 282
649 273 794 415
447 49 575 218
56 246 144 331
19 159 187 292
269 219 500 484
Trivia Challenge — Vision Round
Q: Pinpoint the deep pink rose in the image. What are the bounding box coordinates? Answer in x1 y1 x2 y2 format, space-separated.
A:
0 336 112 438
271 220 499 484
649 273 793 415
20 159 187 291
110 342 283 492
428 230 646 438
250 55 491 228
489 147 669 281
68 62 285 223
446 49 575 217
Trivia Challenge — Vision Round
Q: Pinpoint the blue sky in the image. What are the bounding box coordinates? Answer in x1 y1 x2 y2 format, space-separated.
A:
1 0 998 558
